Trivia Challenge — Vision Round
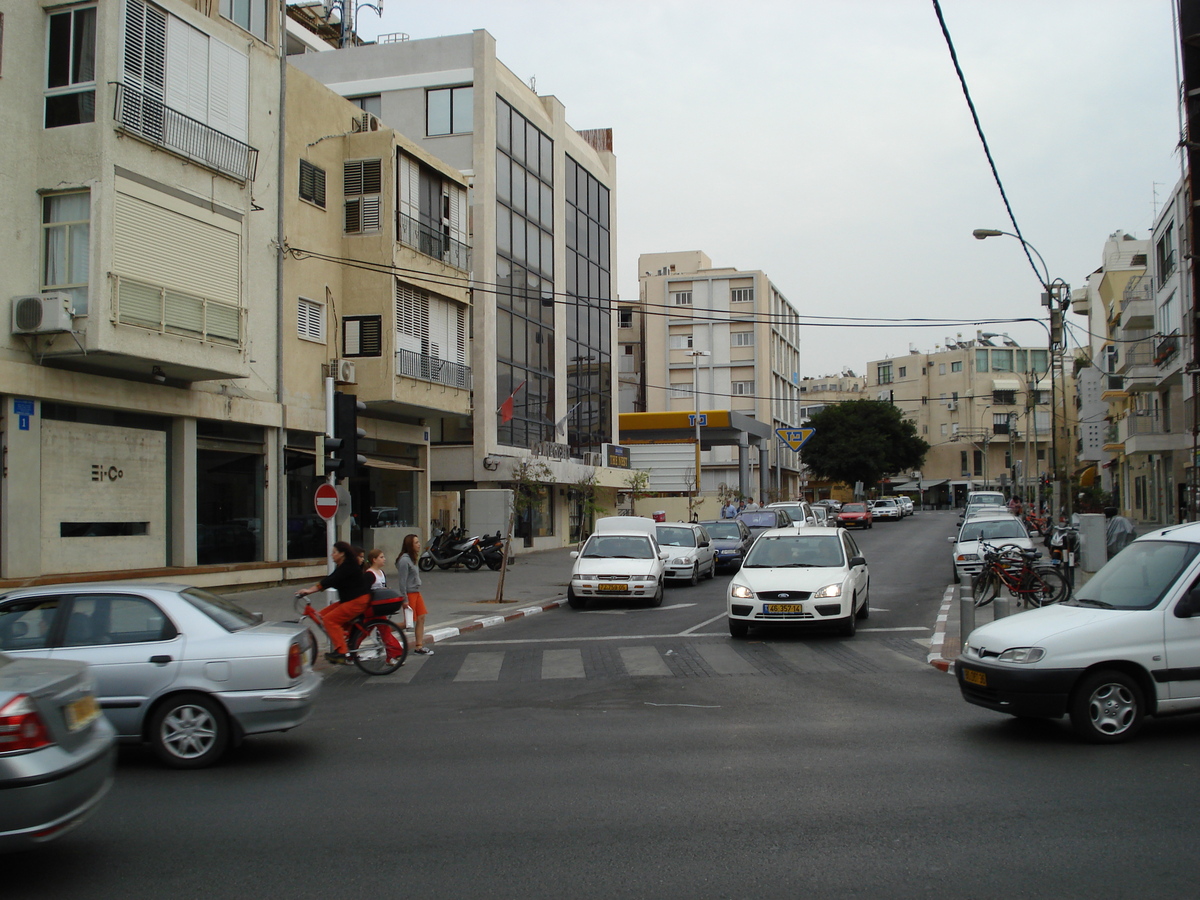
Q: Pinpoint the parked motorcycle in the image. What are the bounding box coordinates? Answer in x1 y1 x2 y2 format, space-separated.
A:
419 525 484 571
1047 521 1079 586
477 531 508 570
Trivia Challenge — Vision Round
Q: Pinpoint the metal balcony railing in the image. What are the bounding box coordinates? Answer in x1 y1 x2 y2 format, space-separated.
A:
397 212 470 271
1127 410 1164 436
1121 274 1153 309
113 83 258 183
396 348 472 389
1155 333 1180 366
111 273 242 347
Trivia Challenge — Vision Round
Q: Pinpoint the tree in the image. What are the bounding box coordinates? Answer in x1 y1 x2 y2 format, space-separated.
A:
801 400 929 489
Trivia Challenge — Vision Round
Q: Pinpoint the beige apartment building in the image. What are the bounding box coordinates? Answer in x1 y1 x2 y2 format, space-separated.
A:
628 251 804 500
867 335 1065 508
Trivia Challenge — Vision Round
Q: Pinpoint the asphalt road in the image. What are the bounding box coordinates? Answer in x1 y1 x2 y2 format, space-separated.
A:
12 511 1200 899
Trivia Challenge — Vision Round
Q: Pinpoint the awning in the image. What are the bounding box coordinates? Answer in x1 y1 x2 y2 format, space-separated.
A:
991 379 1021 392
1078 465 1098 487
919 479 949 488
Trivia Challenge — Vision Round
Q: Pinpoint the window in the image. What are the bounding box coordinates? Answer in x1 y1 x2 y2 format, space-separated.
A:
672 291 693 306
219 0 267 40
427 85 473 136
730 287 754 303
960 450 968 475
352 94 381 118
1157 225 1176 285
299 159 326 208
668 334 693 350
877 363 893 385
993 413 1011 434
732 381 755 396
951 360 962 373
975 350 989 372
43 191 91 314
342 315 382 358
344 159 382 233
941 424 948 436
671 383 692 399
898 366 907 378
0 597 63 651
64 594 175 646
618 308 633 329
992 390 1016 405
731 331 755 347
1028 349 1049 373
1158 291 1177 337
298 298 324 342
973 450 984 477
938 363 946 375
991 349 1013 372
45 6 96 128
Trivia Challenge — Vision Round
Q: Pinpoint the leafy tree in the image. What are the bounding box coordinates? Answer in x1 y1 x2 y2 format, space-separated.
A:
801 400 929 489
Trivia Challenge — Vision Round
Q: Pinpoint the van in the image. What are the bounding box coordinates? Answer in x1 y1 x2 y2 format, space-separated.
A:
956 521 1200 743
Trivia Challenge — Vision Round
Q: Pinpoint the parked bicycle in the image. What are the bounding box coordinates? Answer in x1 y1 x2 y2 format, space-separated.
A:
293 591 408 675
971 539 1070 609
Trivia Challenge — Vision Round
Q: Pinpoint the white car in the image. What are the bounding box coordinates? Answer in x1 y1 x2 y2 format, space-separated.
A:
897 496 915 516
872 498 902 521
949 513 1037 583
568 517 667 609
727 527 869 638
655 523 717 585
957 521 1200 743
766 501 817 527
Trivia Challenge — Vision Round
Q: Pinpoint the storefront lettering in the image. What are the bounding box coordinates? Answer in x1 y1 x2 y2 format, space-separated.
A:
91 465 125 482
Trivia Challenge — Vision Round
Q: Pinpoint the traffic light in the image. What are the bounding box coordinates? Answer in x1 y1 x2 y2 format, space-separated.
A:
318 392 367 481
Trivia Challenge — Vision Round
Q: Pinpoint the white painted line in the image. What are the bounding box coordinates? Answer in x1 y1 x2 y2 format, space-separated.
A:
454 651 505 682
858 626 928 632
541 649 585 679
680 611 727 635
426 627 460 643
619 646 673 677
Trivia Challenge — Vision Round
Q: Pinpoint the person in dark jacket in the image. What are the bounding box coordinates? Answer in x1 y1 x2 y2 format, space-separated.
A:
297 540 372 664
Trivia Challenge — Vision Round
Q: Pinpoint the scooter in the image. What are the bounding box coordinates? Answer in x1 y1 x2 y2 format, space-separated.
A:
477 531 508 570
419 525 484 571
1047 522 1079 586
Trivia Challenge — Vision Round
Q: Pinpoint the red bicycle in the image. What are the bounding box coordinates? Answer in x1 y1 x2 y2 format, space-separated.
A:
294 592 408 675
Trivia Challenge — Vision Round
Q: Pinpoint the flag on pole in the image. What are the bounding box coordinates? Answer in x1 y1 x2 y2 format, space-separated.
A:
498 380 527 424
555 400 583 437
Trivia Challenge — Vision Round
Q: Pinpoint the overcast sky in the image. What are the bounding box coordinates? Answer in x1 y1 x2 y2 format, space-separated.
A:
358 1 1181 378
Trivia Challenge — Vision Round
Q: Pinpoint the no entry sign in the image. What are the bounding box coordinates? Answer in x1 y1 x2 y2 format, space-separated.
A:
314 483 339 521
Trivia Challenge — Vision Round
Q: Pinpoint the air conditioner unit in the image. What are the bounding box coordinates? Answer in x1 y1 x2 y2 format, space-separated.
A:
352 113 381 133
947 400 958 411
332 359 356 384
12 294 74 335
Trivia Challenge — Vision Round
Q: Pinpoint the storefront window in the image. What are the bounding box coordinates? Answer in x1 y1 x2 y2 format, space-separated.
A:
196 422 263 564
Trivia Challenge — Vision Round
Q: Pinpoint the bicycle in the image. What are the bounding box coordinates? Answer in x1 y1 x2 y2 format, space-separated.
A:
294 591 409 675
971 540 1070 609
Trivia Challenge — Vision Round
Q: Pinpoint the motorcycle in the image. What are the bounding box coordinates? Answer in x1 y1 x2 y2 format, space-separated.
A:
477 531 508 571
419 525 484 571
1047 522 1079 586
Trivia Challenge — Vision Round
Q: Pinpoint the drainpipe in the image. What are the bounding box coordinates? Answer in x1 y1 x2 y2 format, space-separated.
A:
276 0 288 562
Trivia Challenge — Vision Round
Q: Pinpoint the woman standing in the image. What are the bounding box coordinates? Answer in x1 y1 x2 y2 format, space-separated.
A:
296 541 372 665
396 533 433 655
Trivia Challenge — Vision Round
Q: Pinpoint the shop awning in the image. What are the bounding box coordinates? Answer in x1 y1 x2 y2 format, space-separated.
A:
919 479 949 488
991 379 1022 392
1078 465 1098 487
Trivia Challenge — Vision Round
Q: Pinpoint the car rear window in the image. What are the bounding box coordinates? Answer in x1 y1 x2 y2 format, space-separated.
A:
739 512 777 527
703 523 742 539
960 520 1027 541
179 588 261 631
656 526 696 548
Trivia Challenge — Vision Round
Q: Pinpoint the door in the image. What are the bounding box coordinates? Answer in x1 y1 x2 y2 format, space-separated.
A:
49 592 183 736
1164 573 1200 702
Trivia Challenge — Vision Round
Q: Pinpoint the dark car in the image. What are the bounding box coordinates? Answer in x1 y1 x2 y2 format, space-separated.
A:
736 509 794 543
699 519 754 572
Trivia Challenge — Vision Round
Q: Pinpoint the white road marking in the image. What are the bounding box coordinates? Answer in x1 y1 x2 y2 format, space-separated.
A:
454 651 505 682
619 646 673 676
694 643 759 676
542 649 586 679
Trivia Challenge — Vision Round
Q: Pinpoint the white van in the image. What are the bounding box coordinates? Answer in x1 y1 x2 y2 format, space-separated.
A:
568 517 668 609
957 521 1200 743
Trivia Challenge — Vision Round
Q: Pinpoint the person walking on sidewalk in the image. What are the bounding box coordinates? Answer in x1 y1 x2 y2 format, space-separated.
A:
366 548 388 591
396 534 433 655
296 541 373 665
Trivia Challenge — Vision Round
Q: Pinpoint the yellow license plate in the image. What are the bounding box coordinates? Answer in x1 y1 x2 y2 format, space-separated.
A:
598 583 629 592
65 694 101 731
962 668 987 687
765 604 804 614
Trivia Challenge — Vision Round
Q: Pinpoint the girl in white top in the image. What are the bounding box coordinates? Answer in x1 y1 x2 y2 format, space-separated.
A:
366 548 388 589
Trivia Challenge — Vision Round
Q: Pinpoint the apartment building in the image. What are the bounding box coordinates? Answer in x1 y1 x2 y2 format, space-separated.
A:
633 251 804 499
798 373 868 419
867 336 1063 508
290 29 625 548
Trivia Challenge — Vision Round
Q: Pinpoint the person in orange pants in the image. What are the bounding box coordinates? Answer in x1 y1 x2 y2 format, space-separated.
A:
296 541 372 664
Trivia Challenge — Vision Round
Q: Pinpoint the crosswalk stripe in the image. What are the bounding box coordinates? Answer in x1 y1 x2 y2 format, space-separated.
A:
619 646 673 677
693 643 759 676
767 641 844 673
455 651 505 682
542 649 585 679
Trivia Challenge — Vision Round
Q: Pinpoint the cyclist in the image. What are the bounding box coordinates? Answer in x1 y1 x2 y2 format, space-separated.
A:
296 541 373 665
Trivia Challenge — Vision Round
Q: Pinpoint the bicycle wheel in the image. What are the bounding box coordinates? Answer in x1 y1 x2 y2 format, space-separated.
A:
973 571 1000 607
1025 566 1070 607
349 619 408 675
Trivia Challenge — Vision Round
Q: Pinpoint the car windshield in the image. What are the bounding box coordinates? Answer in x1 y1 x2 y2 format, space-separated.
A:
703 522 742 540
875 500 896 508
739 512 778 527
970 495 1006 506
744 535 845 568
180 588 261 631
960 520 1027 541
1071 540 1200 610
842 503 866 513
656 526 696 548
582 535 655 559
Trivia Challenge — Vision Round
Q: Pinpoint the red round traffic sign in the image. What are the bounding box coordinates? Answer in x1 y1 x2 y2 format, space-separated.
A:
314 483 339 521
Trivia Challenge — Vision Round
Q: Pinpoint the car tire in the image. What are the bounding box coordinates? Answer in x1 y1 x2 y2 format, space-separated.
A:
952 567 961 585
1069 669 1145 744
856 586 870 620
688 564 700 587
839 600 858 637
646 584 664 608
728 617 749 638
149 693 230 769
705 559 716 580
567 588 586 610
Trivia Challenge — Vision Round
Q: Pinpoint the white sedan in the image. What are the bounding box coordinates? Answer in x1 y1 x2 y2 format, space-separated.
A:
727 527 869 638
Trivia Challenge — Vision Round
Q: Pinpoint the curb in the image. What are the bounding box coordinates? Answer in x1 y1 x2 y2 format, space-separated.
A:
425 596 568 645
928 584 956 673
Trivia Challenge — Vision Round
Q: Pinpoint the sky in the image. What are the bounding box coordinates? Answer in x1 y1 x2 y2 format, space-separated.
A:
356 0 1182 378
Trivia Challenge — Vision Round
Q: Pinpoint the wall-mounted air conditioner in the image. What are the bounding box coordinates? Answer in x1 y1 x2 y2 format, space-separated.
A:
12 294 74 335
947 400 958 411
352 113 381 133
332 359 357 384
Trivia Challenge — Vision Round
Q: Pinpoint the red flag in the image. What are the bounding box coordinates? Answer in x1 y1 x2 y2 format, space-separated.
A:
498 380 526 423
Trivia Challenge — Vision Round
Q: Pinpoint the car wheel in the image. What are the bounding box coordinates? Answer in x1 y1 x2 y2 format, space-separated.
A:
952 567 961 585
1069 670 1145 744
567 588 586 610
688 564 700 587
646 584 664 608
705 558 716 580
856 585 870 620
839 600 858 637
728 617 749 638
149 693 230 769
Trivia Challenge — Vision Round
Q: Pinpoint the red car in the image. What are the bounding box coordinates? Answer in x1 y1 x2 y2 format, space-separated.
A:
836 502 873 529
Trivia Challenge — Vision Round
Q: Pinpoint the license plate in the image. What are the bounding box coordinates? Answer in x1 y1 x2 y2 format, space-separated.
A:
65 694 101 731
765 603 804 614
962 668 987 687
598 583 629 592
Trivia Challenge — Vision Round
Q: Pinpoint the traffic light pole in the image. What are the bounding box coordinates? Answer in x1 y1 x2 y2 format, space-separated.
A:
325 375 336 573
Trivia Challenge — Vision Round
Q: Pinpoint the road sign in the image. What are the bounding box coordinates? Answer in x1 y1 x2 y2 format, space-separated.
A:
314 483 340 521
776 427 815 452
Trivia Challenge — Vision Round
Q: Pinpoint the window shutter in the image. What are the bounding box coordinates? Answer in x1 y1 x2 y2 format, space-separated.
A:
343 315 383 357
359 195 380 231
344 198 361 233
344 160 364 196
207 38 248 143
448 183 467 246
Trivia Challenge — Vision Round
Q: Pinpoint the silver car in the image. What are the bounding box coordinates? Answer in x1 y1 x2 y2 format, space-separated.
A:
0 651 116 851
0 584 321 769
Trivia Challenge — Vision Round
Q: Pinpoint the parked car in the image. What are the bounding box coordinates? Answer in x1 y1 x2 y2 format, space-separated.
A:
811 506 830 526
0 651 116 851
727 527 869 638
655 522 717 585
812 499 842 513
836 502 873 529
766 501 817 527
699 519 754 572
872 498 903 521
0 584 322 769
958 491 1008 520
896 496 915 516
569 517 667 609
956 521 1200 743
948 513 1037 584
737 508 795 543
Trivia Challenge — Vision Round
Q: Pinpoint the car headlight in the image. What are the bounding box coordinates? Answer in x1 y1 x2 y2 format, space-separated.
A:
671 556 690 566
571 574 585 582
730 584 754 599
629 575 656 582
955 554 979 562
812 582 843 599
997 647 1045 664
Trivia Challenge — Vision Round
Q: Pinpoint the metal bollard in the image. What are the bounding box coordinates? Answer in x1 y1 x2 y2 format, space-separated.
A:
960 580 975 644
994 591 1011 619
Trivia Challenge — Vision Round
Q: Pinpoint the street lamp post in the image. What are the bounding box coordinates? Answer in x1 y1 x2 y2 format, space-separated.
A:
686 350 710 516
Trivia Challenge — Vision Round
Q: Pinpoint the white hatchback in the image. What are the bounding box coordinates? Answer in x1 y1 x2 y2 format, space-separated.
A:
727 527 869 638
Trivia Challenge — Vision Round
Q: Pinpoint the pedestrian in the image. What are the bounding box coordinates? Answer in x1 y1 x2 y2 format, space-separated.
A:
396 533 433 655
723 499 737 519
736 499 746 515
366 548 388 591
296 540 373 665
744 497 760 512
1104 507 1137 559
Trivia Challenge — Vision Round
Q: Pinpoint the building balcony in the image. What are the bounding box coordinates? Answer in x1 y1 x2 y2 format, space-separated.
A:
1116 339 1158 392
397 213 470 272
1119 297 1153 331
113 83 258 184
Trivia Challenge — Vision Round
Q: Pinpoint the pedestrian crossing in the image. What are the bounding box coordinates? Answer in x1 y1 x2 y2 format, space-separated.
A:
348 636 932 685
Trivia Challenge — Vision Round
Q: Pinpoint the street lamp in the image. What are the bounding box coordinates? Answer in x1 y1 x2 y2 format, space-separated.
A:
686 350 710 515
972 228 1070 518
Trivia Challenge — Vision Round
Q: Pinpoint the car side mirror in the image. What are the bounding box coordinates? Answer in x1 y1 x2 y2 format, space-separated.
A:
659 552 670 560
849 556 867 568
570 551 579 559
1175 587 1200 618
947 536 956 542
